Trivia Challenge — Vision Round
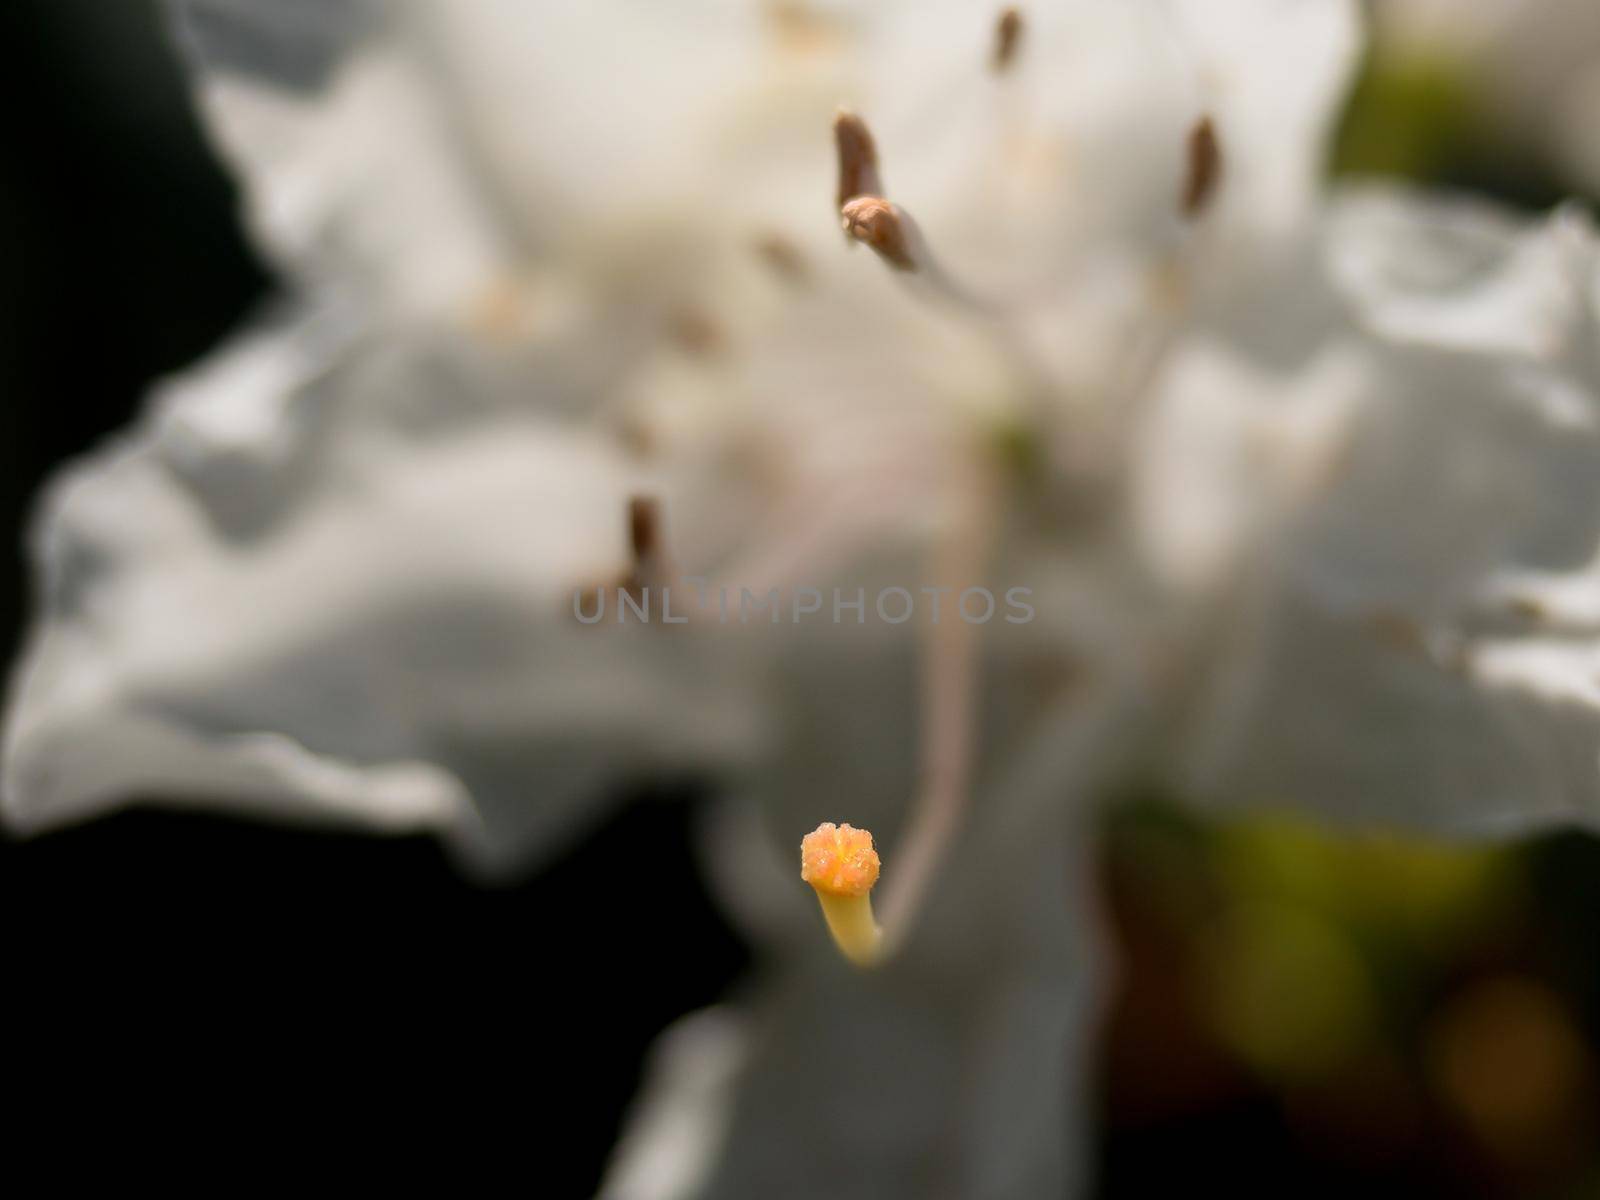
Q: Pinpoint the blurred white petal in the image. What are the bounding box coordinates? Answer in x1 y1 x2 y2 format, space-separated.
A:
168 0 515 321
680 807 1105 1199
1173 190 1600 835
4 314 765 871
1134 335 1368 594
1164 0 1363 251
598 1007 750 1200
1328 189 1598 359
1177 582 1600 831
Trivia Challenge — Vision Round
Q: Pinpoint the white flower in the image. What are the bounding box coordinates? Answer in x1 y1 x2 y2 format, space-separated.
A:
620 184 1600 1196
6 2 1600 1197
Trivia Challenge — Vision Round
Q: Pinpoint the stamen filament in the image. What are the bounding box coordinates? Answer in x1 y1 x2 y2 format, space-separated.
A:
876 460 994 951
831 111 1004 320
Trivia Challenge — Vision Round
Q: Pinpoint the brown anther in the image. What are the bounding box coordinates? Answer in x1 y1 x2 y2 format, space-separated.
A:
841 197 918 272
614 495 665 605
834 110 884 209
993 7 1024 72
1365 611 1426 657
753 232 810 284
667 306 723 358
628 495 662 570
1181 116 1222 219
571 496 670 624
1507 596 1549 623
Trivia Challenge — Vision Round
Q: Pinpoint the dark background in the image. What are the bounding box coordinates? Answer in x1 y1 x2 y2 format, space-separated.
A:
4 3 1598 1195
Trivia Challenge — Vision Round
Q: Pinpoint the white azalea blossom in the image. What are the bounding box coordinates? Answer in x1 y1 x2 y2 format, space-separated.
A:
5 2 1600 1197
1176 192 1600 831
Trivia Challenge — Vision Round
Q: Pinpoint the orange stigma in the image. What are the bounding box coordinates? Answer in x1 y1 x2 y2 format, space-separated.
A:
801 822 881 897
800 822 884 967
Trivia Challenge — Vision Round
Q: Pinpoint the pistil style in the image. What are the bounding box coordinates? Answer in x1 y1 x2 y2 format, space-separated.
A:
800 822 883 966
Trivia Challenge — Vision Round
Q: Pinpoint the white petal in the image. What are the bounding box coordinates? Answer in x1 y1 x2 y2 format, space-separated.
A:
1327 186 1599 360
1175 193 1600 834
1286 348 1600 615
597 1007 750 1200
167 0 512 319
3 315 764 872
1165 0 1364 245
1134 335 1368 595
1177 581 1600 832
1289 194 1600 615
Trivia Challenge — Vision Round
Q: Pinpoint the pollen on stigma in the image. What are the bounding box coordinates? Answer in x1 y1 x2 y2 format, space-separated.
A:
801 822 883 966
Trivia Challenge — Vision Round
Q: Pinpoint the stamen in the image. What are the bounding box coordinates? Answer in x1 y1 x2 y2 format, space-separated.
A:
875 460 995 951
628 495 662 576
841 196 922 272
830 113 996 311
833 109 884 209
1181 115 1222 219
667 307 723 358
800 822 883 966
572 496 681 625
992 7 1024 72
